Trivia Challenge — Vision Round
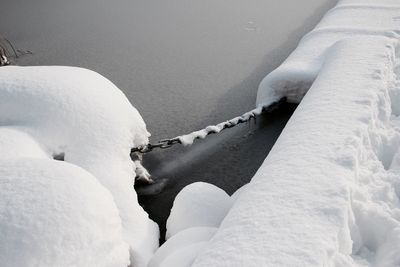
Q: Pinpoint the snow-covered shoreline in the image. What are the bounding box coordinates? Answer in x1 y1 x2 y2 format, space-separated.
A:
189 1 400 266
0 67 159 267
2 0 400 266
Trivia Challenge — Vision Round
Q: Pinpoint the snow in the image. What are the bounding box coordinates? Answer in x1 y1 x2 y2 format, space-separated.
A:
191 1 400 267
178 107 263 146
230 183 249 202
166 182 233 239
0 66 158 266
256 0 400 107
149 227 217 267
157 242 208 267
155 182 247 266
0 128 48 159
0 158 130 267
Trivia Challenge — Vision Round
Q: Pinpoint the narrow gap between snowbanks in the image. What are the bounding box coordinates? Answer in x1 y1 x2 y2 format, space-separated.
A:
137 103 297 243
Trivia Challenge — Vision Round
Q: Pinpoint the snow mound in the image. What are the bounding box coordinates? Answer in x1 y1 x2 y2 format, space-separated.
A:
0 66 159 266
230 183 249 202
149 227 217 267
0 127 47 159
152 183 246 266
0 158 129 267
157 242 208 267
192 1 400 266
166 182 233 239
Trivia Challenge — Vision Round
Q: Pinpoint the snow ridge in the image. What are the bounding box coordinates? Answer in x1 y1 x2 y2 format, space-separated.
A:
190 1 400 266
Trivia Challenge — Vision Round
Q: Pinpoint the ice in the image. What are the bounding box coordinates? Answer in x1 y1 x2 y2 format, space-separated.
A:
0 158 130 267
166 182 232 239
0 66 159 266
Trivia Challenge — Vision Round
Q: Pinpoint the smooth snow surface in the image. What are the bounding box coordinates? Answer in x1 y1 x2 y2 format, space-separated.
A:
154 182 245 266
192 1 400 267
0 66 158 266
166 182 233 239
0 128 48 159
0 159 130 267
257 0 400 107
149 227 217 267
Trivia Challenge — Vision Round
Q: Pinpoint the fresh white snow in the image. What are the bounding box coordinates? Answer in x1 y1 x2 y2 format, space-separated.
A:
152 182 248 267
3 0 400 266
189 1 400 266
0 158 130 267
0 66 159 266
166 182 233 239
149 227 217 267
177 107 263 146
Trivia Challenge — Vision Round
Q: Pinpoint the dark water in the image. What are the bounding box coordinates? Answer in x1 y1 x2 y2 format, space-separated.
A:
136 103 297 242
1 0 336 241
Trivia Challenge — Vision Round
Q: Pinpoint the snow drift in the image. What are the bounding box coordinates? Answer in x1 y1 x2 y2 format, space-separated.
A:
0 66 158 266
189 1 400 266
0 159 130 267
150 182 247 267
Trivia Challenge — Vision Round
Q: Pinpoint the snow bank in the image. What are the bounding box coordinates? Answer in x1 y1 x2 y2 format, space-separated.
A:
192 1 400 266
0 159 129 267
0 66 158 266
257 0 400 107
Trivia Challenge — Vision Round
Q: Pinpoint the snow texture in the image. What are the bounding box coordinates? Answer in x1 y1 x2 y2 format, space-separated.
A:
166 182 233 239
0 66 159 266
0 159 130 267
148 227 217 267
177 107 263 146
154 182 247 267
192 1 400 267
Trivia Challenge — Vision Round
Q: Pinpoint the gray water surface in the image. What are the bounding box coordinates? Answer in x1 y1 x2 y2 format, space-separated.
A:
1 0 336 241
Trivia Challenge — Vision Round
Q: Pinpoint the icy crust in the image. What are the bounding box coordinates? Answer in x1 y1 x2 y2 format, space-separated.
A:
0 66 159 266
0 159 130 267
256 0 400 107
193 37 400 267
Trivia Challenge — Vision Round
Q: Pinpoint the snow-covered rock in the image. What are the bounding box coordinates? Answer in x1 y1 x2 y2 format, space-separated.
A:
0 158 130 267
166 182 232 239
192 1 400 266
0 66 159 266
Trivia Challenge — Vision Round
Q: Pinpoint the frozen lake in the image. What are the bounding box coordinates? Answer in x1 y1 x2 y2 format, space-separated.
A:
1 0 336 240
